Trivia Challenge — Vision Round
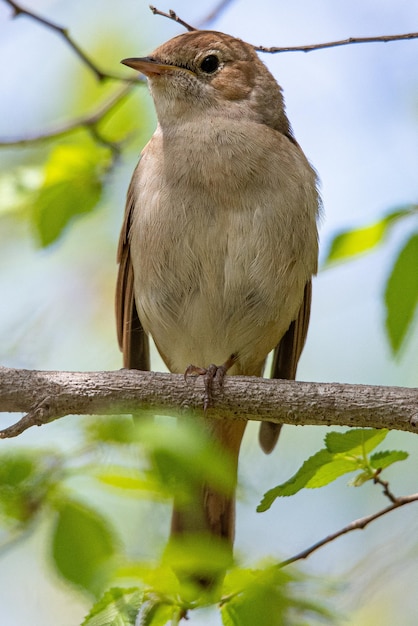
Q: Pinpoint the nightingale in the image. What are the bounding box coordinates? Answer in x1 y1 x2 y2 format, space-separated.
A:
116 30 319 565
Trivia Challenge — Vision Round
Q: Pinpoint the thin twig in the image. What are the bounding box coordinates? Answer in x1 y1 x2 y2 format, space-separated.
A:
280 492 418 567
148 7 418 54
255 32 418 54
149 5 195 32
0 83 136 149
373 471 398 504
2 0 129 81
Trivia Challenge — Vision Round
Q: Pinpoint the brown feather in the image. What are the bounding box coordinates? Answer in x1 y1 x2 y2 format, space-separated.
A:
115 174 150 371
259 280 312 453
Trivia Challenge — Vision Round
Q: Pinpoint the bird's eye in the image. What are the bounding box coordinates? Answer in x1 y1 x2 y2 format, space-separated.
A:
200 55 220 74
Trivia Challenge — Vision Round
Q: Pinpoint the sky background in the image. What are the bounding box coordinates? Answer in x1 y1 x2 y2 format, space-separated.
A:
0 0 417 624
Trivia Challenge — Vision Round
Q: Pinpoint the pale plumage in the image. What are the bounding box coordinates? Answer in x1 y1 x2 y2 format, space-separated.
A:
116 30 319 567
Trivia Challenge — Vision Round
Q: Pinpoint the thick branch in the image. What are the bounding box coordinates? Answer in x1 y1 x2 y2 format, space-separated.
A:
0 367 417 438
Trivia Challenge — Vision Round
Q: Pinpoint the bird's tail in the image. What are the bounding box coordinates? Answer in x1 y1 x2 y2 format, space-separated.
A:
169 418 246 585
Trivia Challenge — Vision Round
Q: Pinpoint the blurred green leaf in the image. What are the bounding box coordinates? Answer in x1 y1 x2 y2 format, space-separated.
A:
163 533 233 582
384 233 418 354
0 450 60 525
81 587 143 626
116 562 180 597
31 142 110 246
95 466 171 500
84 416 139 445
52 498 117 596
0 168 43 216
138 420 236 499
323 205 416 266
221 566 334 626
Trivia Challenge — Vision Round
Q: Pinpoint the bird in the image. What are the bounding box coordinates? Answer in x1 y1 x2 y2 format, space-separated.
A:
116 29 319 577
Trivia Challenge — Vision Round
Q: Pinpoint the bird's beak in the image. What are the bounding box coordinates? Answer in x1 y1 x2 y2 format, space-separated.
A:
121 57 189 77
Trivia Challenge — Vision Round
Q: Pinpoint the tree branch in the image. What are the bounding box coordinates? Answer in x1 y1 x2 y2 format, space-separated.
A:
2 0 128 81
149 0 237 30
0 83 136 150
148 5 418 53
255 32 418 54
0 367 417 439
280 491 418 567
149 5 196 32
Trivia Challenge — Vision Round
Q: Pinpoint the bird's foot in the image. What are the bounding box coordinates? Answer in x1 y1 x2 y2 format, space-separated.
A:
184 355 236 410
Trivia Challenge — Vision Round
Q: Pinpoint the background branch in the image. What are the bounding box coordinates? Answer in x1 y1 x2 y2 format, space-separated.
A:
256 32 418 54
1 1 417 151
196 0 236 27
2 0 128 81
0 83 135 150
280 491 418 567
149 5 195 31
0 367 417 438
148 5 418 53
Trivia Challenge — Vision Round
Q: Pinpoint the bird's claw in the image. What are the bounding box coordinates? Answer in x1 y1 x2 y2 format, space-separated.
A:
184 362 229 410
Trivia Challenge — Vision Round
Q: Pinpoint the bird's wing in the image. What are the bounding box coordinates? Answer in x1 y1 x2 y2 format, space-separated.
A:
258 279 312 453
115 174 150 370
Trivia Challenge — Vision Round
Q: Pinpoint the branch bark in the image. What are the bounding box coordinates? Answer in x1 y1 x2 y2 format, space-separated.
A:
0 366 417 439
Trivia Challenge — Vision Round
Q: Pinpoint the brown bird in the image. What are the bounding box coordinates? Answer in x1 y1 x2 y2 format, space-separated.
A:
116 30 319 571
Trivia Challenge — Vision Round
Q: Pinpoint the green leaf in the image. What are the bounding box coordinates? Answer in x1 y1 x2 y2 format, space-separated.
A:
369 450 409 470
52 498 117 596
325 429 388 454
350 470 374 487
138 599 179 626
258 430 391 512
81 587 143 626
323 206 416 265
31 142 110 246
306 458 359 488
258 449 333 502
384 233 418 354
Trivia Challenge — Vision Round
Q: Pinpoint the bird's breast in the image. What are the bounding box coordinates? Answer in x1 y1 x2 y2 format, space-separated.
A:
129 120 318 373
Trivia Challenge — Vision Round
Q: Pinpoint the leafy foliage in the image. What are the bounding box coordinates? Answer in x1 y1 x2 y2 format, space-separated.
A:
31 142 111 247
324 205 418 355
0 449 60 526
52 498 118 597
258 429 408 512
221 566 335 626
384 233 418 353
323 206 415 265
81 587 144 626
0 418 341 624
